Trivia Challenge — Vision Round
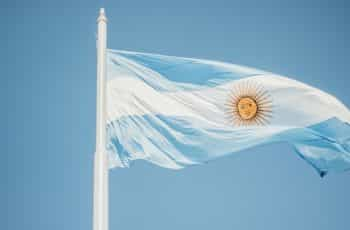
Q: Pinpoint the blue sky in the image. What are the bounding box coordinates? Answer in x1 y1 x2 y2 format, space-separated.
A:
3 0 350 229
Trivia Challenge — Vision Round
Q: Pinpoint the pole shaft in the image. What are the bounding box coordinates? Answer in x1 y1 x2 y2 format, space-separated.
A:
94 8 108 230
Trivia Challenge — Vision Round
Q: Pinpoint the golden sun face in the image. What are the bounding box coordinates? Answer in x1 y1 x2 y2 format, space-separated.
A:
225 81 273 126
237 97 258 120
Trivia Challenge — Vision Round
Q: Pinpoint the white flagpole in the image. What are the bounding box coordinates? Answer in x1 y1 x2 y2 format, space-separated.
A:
94 8 109 230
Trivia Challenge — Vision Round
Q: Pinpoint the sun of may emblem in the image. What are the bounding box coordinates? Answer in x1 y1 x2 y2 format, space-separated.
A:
225 81 273 126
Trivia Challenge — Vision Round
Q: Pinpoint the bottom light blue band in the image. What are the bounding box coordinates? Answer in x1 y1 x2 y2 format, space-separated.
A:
107 116 350 177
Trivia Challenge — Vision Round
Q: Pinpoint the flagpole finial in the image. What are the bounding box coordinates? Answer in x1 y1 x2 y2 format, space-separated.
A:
97 8 107 23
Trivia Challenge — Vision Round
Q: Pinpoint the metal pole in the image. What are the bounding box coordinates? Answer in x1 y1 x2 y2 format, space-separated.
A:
93 8 108 230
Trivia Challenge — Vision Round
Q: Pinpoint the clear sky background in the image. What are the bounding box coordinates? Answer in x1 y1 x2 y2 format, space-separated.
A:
3 0 350 229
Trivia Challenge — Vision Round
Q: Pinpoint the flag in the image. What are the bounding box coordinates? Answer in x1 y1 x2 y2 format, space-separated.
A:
105 50 350 176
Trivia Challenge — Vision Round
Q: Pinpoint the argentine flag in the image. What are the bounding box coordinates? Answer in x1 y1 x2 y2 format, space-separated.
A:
106 50 350 177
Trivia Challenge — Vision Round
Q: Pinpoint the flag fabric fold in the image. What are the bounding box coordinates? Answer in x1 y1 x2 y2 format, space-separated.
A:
105 50 350 176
